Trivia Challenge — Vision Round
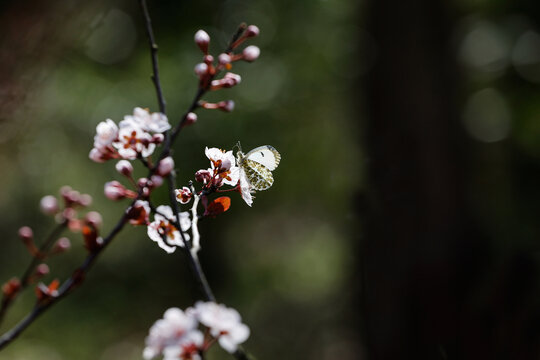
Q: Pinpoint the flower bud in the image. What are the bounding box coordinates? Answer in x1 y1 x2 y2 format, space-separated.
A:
157 157 175 176
245 25 260 38
194 63 208 77
104 181 127 201
53 237 71 253
152 133 165 144
195 169 212 184
85 211 103 228
40 195 58 215
2 278 21 298
185 112 197 126
18 226 33 243
218 53 231 65
243 46 260 62
150 175 164 188
89 148 106 163
35 263 50 277
115 160 133 177
79 194 92 207
218 100 235 112
194 30 210 54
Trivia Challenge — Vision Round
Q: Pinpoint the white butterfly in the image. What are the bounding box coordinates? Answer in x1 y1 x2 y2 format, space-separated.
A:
236 142 281 192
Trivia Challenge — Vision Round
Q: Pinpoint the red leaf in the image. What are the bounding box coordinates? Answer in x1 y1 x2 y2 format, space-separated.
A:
204 196 231 217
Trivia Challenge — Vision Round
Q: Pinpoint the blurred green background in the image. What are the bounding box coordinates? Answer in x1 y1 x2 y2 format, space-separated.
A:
1 0 540 359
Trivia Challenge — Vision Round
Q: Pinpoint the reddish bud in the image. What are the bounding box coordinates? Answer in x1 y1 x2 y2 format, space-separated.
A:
218 100 235 112
152 133 165 144
104 181 128 201
194 63 208 77
185 112 197 126
79 194 92 207
204 196 231 217
218 53 231 65
18 226 33 243
194 30 210 54
53 237 71 253
195 169 212 184
245 25 260 38
2 277 21 299
40 195 59 215
35 263 50 277
85 211 103 228
150 175 164 188
243 46 260 62
115 160 133 177
157 156 175 177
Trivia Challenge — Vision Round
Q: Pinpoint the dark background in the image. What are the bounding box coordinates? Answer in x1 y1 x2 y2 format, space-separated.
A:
1 0 540 359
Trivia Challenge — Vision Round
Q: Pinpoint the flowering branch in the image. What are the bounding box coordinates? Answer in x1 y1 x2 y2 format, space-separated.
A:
0 221 67 325
0 2 265 358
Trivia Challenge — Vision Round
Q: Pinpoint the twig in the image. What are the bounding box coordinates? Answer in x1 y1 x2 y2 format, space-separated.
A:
0 221 67 325
139 0 166 114
0 207 131 349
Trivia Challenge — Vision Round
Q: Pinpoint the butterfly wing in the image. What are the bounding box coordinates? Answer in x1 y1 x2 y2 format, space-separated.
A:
244 145 281 171
242 159 274 191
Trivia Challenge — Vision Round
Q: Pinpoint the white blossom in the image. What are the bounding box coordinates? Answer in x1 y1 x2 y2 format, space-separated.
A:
194 302 250 353
113 120 155 160
147 205 190 253
143 307 200 360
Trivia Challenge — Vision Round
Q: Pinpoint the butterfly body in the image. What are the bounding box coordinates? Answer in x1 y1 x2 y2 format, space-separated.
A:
236 145 281 191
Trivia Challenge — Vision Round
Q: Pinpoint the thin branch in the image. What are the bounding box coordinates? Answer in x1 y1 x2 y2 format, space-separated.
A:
0 221 67 325
0 207 131 349
139 0 166 114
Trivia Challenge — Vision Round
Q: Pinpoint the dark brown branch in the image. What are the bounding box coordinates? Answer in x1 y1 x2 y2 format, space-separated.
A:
139 0 166 114
0 208 130 349
0 221 67 325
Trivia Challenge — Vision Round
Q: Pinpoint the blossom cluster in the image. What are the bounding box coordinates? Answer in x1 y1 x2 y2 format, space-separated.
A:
143 302 250 360
194 147 253 207
89 107 169 163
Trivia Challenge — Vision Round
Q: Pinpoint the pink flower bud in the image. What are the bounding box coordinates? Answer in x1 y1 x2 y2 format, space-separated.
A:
204 55 214 64
194 30 210 54
150 175 164 188
152 133 165 144
194 63 208 77
185 112 197 126
138 177 149 188
53 237 71 253
243 46 260 62
40 195 58 215
79 194 93 207
89 148 106 163
218 53 231 65
245 25 260 38
85 211 103 228
218 100 235 112
104 181 127 201
18 226 33 243
195 169 212 184
35 263 50 277
157 156 175 176
115 160 133 177
224 72 241 84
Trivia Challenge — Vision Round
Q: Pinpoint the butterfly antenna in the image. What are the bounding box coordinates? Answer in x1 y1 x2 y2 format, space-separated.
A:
234 141 242 153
